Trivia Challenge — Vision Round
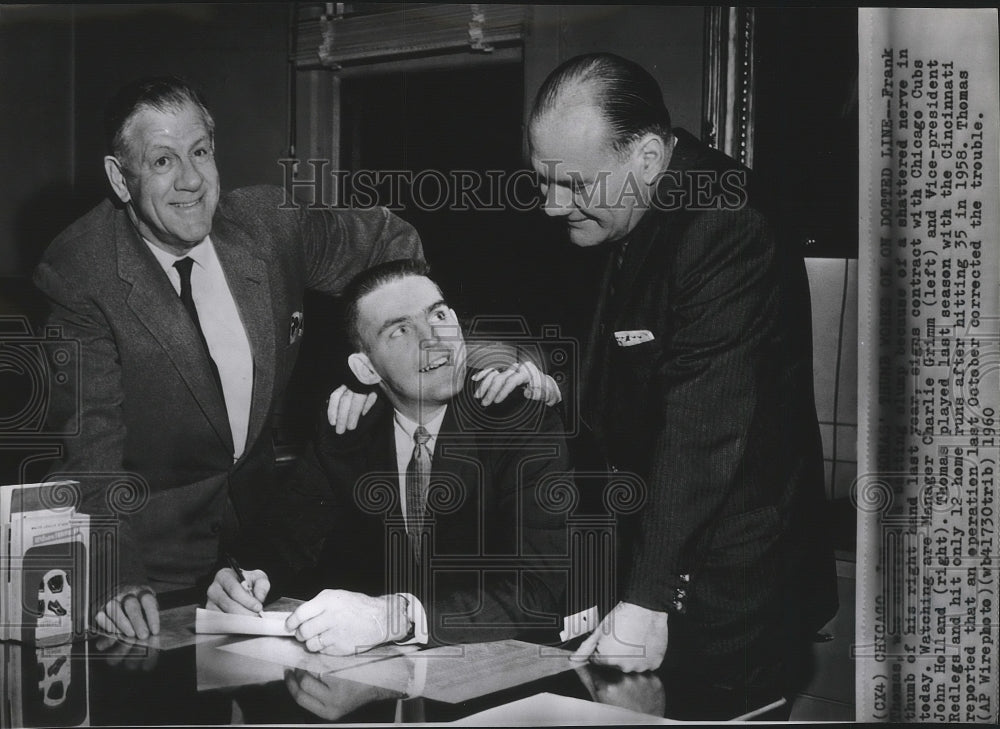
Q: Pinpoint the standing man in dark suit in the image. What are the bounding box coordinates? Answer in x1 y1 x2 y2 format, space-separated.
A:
207 259 571 652
32 76 422 640
527 54 837 693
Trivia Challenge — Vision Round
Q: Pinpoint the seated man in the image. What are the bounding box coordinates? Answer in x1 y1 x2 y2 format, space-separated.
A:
207 259 572 652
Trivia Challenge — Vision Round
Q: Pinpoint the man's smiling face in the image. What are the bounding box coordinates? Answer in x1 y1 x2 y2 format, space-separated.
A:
351 275 467 421
113 100 220 254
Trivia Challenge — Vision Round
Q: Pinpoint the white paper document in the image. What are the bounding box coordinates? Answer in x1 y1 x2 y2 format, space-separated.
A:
195 607 294 636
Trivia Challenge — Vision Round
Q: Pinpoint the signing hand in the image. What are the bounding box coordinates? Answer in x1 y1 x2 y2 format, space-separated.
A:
95 584 160 640
206 566 270 615
571 601 669 673
327 385 378 434
472 361 562 406
286 589 407 655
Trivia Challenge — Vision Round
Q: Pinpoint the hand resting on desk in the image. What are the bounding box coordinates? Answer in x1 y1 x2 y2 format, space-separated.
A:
571 601 669 673
95 583 160 640
286 589 411 655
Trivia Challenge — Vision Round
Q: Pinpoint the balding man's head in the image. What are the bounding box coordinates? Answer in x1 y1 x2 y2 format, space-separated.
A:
529 53 672 160
527 54 675 248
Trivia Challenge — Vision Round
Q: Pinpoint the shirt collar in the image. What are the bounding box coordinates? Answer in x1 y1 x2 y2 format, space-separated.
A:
393 405 448 444
144 235 215 274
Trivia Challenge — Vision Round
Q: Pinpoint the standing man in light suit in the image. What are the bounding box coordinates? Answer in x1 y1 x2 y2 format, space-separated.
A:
33 76 423 640
527 54 837 696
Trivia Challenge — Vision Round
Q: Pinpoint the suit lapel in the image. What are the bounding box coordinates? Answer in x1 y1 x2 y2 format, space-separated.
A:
357 400 404 520
212 221 276 456
432 405 482 524
115 216 233 452
606 130 698 328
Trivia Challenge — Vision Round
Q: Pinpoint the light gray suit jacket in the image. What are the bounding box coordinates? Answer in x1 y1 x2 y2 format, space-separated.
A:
33 185 422 596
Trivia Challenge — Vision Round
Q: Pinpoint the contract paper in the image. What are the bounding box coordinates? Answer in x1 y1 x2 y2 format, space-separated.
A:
194 608 294 636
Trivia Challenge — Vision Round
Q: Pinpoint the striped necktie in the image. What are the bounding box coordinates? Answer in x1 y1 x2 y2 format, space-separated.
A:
405 426 432 558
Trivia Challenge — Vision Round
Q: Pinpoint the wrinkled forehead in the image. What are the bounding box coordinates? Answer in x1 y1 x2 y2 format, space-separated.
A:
358 275 447 327
121 100 213 153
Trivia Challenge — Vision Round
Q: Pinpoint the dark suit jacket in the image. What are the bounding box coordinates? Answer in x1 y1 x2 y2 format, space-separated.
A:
581 129 838 677
33 185 422 596
245 376 572 647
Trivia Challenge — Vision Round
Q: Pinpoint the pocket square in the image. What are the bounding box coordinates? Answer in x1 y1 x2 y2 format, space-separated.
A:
615 329 654 347
289 311 304 344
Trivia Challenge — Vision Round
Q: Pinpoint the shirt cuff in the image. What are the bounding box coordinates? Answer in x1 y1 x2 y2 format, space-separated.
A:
394 592 428 646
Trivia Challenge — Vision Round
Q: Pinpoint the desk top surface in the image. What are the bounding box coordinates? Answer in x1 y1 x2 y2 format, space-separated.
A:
5 619 785 726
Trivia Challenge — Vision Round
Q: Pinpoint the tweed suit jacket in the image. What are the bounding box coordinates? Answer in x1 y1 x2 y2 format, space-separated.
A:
33 185 422 595
244 375 572 647
581 129 838 676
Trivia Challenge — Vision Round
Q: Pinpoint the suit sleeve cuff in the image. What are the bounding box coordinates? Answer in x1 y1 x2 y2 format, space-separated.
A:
393 592 428 645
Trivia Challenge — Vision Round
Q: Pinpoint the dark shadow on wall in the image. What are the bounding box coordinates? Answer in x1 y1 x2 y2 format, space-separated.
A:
14 182 102 285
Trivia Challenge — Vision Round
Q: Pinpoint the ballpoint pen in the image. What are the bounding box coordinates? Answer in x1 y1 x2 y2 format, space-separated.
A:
226 553 263 617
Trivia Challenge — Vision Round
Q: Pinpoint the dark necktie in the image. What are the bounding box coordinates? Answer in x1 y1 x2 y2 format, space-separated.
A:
174 257 225 402
405 426 432 559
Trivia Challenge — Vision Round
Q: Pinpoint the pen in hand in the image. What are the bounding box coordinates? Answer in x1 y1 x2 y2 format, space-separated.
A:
226 554 263 617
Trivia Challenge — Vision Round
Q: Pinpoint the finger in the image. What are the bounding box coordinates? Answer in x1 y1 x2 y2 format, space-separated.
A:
470 367 495 383
103 640 130 667
249 571 271 604
361 391 377 416
95 610 116 636
105 599 136 639
482 369 519 406
335 390 356 435
221 569 263 614
345 392 367 431
294 669 326 697
472 369 499 399
286 601 321 632
544 375 563 405
139 591 160 635
495 368 531 403
327 386 346 430
285 670 303 700
120 594 149 639
570 627 601 662
304 631 326 653
290 685 328 718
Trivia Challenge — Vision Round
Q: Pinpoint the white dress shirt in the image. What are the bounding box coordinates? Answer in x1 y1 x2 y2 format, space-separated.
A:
145 236 254 459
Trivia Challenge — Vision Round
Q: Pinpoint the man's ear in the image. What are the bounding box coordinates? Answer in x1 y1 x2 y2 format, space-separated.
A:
348 352 382 386
104 156 131 204
635 134 670 185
